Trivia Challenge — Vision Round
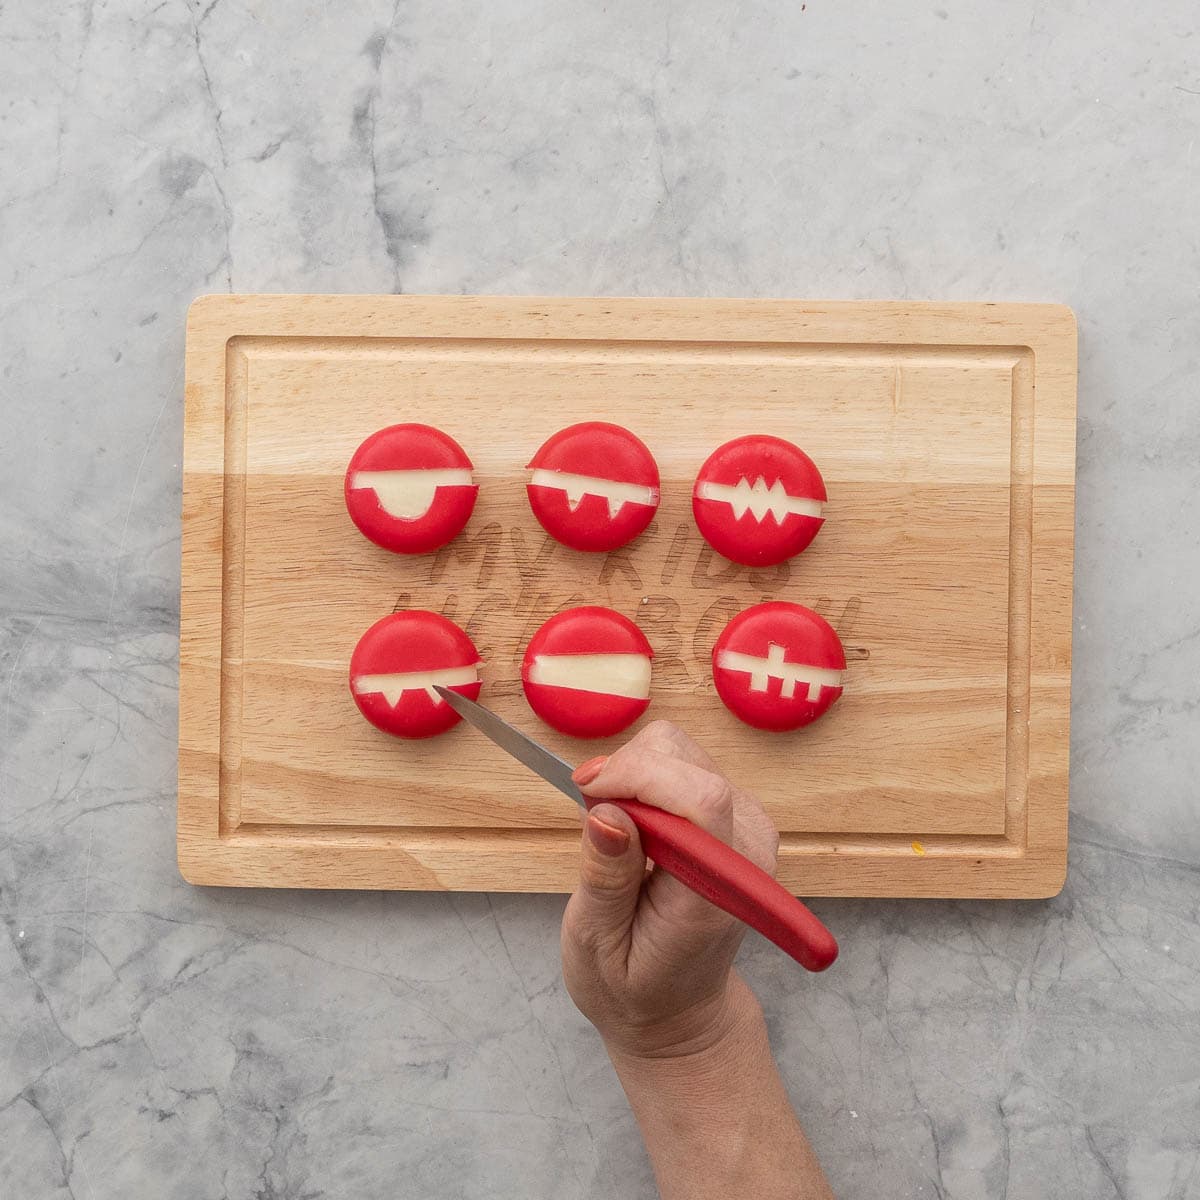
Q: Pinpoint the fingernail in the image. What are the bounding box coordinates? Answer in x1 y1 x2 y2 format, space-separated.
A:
586 811 629 858
572 755 609 787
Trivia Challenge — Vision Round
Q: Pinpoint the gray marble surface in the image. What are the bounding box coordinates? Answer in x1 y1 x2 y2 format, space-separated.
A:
2 1 1198 1196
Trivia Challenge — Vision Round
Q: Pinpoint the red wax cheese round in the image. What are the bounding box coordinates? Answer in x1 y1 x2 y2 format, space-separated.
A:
345 424 478 554
712 602 845 731
692 435 826 567
526 422 660 552
522 606 654 738
350 611 483 738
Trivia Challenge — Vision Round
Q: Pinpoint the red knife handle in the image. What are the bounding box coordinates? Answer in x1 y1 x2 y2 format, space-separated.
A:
587 797 838 972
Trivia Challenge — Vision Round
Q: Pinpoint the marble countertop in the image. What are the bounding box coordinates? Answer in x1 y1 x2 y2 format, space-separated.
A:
2 2 1197 1197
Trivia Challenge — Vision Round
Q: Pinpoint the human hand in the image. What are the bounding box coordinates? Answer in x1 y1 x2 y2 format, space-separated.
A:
560 720 780 1063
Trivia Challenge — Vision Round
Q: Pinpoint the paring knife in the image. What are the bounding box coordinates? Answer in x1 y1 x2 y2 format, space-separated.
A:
434 687 838 972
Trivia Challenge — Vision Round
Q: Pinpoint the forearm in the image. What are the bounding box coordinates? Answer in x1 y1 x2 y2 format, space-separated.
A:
606 974 834 1200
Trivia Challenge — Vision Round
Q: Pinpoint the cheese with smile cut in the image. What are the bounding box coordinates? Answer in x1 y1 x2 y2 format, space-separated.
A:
344 424 478 553
351 469 475 521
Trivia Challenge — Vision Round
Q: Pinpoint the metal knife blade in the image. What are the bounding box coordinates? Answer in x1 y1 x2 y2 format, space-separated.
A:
434 687 586 809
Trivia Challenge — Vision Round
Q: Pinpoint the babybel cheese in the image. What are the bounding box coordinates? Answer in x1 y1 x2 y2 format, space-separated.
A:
522 606 654 738
526 422 660 552
712 602 845 731
692 434 826 567
345 424 478 554
350 611 483 738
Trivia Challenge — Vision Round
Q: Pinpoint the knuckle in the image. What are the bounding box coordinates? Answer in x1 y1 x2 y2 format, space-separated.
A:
753 800 781 848
600 740 634 769
639 719 684 752
580 854 623 893
637 721 719 775
743 809 780 868
564 901 608 956
765 824 781 860
644 718 681 740
693 774 735 819
610 743 663 782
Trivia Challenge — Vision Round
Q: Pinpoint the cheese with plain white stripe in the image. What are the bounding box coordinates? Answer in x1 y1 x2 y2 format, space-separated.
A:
527 653 652 699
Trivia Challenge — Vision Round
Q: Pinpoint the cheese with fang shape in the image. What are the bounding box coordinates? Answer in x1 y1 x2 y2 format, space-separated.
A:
353 664 483 707
526 423 660 552
526 470 658 519
350 611 483 738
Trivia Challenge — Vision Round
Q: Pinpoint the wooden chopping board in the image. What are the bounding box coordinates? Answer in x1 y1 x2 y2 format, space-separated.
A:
178 295 1076 897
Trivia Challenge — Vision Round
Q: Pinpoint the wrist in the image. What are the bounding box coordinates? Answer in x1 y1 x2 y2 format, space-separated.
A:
603 971 765 1070
605 977 804 1199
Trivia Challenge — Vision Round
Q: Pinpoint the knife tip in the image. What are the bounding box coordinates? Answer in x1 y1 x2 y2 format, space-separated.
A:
435 685 470 712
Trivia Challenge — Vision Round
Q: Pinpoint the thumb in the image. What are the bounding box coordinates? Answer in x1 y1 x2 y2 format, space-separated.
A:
571 802 645 946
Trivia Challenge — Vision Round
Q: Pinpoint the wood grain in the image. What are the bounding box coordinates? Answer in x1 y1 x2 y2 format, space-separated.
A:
179 295 1076 897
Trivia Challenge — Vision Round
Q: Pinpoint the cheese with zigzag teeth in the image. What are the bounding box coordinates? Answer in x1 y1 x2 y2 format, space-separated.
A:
696 477 823 523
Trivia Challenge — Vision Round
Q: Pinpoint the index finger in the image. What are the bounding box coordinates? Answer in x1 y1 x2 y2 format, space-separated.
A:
576 747 742 935
622 719 722 775
611 725 778 874
576 748 735 847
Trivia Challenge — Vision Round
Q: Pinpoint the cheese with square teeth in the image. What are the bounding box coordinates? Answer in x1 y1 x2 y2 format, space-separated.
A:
717 643 842 701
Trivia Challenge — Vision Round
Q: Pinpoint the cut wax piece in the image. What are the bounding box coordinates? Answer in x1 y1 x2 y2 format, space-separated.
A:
350 611 483 738
345 424 478 554
712 602 845 731
692 434 826 566
522 606 653 738
526 422 660 552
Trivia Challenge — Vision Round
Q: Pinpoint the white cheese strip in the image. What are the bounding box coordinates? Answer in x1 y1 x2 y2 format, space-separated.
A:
696 477 823 523
528 469 658 519
351 469 474 520
717 644 842 702
528 653 652 700
353 664 480 706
